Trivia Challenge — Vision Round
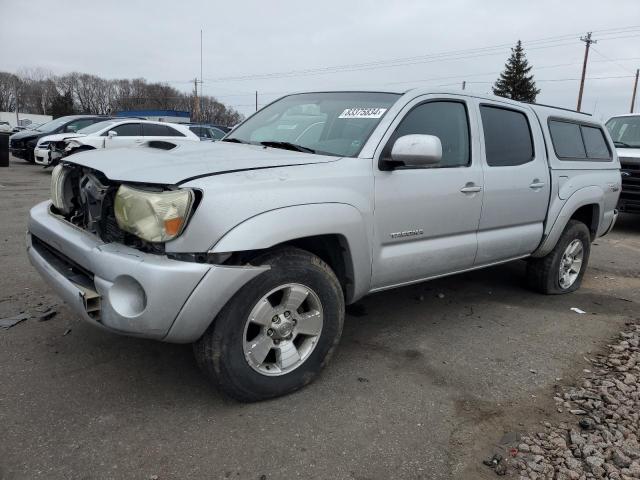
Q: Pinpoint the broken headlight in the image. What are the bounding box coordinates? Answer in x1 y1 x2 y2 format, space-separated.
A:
114 185 194 243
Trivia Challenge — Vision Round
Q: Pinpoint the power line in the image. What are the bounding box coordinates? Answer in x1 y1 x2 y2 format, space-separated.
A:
202 26 640 83
590 46 635 75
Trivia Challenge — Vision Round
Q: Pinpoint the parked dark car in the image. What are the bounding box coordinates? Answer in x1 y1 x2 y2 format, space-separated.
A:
187 123 229 141
9 115 110 162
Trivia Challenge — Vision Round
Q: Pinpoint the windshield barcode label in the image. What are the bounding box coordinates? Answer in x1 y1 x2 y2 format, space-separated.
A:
338 108 387 119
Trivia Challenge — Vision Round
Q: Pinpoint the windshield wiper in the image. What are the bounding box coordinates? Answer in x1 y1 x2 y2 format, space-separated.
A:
260 141 316 154
222 137 248 144
614 141 633 148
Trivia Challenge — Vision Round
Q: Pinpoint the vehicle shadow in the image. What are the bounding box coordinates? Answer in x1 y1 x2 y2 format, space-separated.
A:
50 261 530 402
612 212 640 235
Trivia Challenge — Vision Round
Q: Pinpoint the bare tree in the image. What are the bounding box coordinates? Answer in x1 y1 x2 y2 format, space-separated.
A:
0 69 243 125
0 72 19 111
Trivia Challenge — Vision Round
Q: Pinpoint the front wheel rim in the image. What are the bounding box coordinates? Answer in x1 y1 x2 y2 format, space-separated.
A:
559 239 584 289
242 283 323 376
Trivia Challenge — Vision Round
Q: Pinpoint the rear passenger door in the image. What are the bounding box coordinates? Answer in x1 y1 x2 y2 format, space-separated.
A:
475 102 550 265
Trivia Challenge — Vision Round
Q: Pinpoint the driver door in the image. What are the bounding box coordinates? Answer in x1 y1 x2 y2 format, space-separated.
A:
371 96 483 290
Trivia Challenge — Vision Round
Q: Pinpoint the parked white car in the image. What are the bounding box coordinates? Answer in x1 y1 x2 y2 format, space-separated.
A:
34 119 199 166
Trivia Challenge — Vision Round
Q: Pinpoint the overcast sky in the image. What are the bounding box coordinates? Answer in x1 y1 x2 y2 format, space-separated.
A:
1 0 639 120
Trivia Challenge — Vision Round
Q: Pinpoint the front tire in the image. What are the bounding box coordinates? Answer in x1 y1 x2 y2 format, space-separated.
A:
194 248 345 402
526 220 591 294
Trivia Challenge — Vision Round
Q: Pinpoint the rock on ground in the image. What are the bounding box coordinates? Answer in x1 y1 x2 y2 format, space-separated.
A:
486 323 640 479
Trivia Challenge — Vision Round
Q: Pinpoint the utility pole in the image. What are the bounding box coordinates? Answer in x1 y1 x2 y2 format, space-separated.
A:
193 77 200 122
577 32 596 112
255 91 258 112
200 29 204 120
461 81 466 90
631 68 639 113
14 82 19 126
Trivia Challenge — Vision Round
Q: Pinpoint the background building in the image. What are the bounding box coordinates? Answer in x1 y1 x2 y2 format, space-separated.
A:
115 109 190 123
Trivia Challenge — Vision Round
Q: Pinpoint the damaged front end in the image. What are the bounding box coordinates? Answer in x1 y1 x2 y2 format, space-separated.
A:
50 163 165 254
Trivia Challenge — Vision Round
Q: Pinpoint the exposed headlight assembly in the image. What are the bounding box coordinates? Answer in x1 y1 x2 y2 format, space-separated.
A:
114 185 194 243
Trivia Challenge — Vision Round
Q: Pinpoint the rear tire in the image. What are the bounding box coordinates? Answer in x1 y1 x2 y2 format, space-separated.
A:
194 248 345 402
526 220 591 294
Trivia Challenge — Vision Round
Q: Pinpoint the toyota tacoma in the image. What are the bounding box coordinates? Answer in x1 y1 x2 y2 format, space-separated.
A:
27 89 621 401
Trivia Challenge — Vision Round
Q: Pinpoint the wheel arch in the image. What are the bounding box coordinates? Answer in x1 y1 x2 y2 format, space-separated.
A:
210 203 372 303
532 186 604 258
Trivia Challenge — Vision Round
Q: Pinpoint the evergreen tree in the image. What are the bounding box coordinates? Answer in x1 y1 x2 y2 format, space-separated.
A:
493 41 540 103
49 91 75 118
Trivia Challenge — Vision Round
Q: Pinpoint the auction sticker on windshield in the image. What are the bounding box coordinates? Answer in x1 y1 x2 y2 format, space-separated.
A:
338 107 387 119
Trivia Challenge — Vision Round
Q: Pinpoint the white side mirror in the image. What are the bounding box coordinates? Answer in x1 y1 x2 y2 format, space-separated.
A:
391 134 442 167
107 130 118 138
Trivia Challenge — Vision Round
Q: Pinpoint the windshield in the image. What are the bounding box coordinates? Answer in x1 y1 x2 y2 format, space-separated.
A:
225 92 400 157
35 116 77 133
78 120 118 135
606 116 640 148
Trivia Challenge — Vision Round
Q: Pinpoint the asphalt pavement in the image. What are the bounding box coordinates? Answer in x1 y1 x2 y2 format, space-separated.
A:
1 157 639 480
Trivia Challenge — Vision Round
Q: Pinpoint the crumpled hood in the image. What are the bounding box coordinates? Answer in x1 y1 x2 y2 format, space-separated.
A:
64 140 339 184
38 132 84 145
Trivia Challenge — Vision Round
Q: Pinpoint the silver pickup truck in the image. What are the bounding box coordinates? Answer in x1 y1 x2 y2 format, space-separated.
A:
27 89 620 401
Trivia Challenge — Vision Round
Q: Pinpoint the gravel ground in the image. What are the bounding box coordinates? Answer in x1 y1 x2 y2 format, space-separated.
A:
482 323 640 479
1 157 640 480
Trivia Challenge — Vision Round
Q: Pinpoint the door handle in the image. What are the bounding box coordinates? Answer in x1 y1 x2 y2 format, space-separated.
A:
460 184 482 194
529 180 545 189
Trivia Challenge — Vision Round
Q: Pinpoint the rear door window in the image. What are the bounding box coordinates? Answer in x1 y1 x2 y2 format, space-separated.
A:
142 124 169 136
480 106 534 167
165 126 185 137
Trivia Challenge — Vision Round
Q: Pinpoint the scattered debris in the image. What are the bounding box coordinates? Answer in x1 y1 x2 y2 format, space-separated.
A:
570 307 586 314
0 313 29 329
437 293 445 299
357 377 370 383
483 453 508 476
37 309 57 322
485 324 640 478
63 328 72 336
483 453 503 467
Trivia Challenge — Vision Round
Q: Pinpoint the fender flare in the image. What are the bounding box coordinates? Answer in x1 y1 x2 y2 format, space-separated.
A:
532 186 604 258
210 203 372 302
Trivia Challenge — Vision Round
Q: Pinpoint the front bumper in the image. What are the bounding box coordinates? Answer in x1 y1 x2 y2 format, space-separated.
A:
9 146 28 159
27 201 267 343
34 147 50 165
